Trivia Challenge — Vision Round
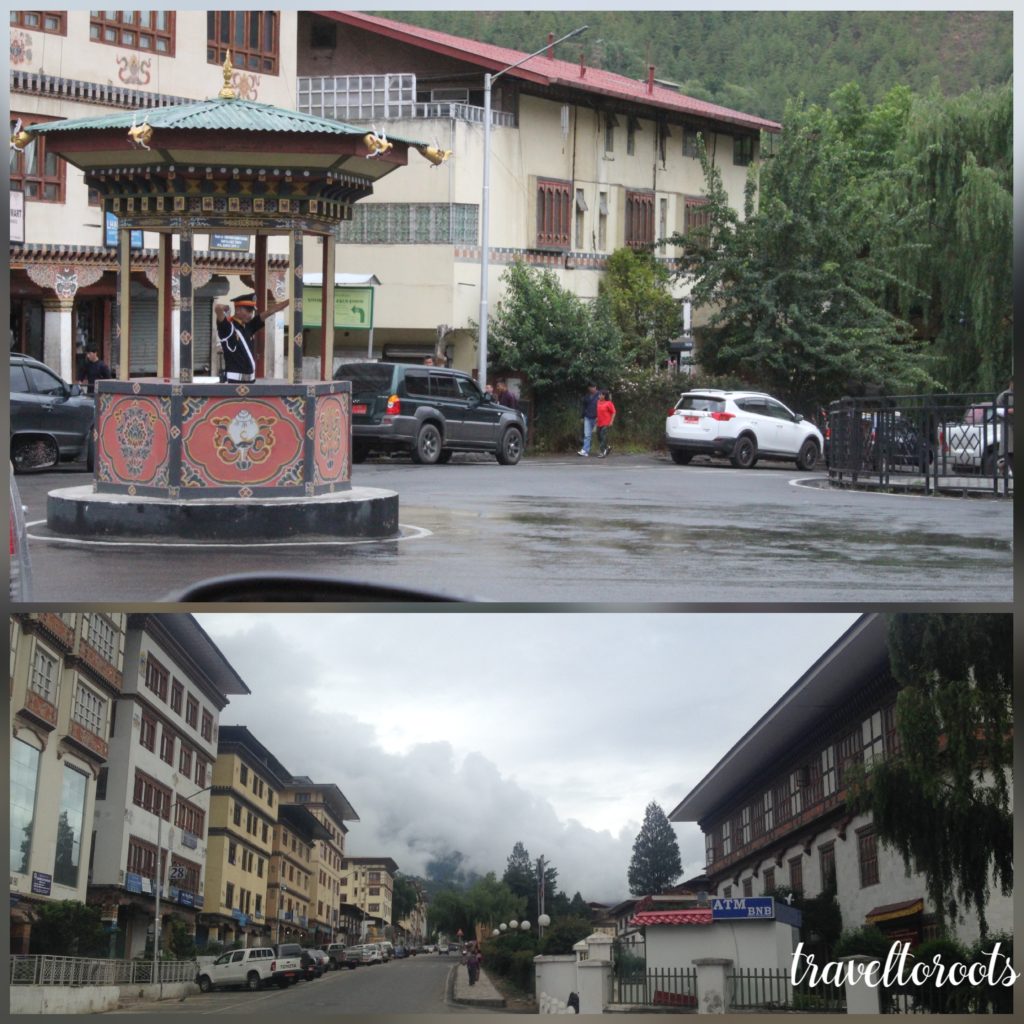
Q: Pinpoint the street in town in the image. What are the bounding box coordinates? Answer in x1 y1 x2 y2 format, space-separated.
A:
102 956 494 1015
17 454 1013 603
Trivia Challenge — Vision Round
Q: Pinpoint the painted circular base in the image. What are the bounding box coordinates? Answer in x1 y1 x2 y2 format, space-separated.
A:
46 485 399 542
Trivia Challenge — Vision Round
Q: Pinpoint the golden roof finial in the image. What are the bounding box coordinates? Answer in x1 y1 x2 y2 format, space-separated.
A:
218 50 237 99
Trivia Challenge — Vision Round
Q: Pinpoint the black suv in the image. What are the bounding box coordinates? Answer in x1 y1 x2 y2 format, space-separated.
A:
10 353 95 472
334 361 525 465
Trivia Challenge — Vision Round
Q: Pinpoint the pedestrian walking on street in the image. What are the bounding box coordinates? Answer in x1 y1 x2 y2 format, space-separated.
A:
596 390 616 457
495 379 519 411
577 383 600 456
79 345 113 393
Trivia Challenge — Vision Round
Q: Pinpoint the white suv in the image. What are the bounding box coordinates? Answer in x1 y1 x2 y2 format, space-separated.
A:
665 390 823 470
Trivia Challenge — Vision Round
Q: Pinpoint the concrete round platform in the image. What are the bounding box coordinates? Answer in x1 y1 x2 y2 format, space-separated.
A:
46 485 398 542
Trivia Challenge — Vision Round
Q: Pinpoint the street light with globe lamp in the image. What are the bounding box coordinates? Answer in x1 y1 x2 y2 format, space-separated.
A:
478 24 588 387
153 783 213 980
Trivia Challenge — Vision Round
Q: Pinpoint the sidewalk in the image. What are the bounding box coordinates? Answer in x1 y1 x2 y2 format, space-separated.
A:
450 962 506 1009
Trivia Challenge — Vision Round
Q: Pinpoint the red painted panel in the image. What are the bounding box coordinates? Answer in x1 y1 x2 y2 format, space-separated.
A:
181 396 305 487
313 392 350 485
98 394 172 485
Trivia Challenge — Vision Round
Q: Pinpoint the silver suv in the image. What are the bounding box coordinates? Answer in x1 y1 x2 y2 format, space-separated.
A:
665 389 823 470
334 362 525 465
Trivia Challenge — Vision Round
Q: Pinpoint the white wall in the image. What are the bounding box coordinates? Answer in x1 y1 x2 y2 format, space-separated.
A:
646 919 799 972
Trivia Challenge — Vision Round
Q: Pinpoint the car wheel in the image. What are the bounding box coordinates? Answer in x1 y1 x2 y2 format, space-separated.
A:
410 423 442 464
437 449 454 464
352 443 369 464
198 975 212 993
495 427 523 465
670 450 693 465
246 971 261 992
12 435 59 473
796 438 820 471
730 435 758 469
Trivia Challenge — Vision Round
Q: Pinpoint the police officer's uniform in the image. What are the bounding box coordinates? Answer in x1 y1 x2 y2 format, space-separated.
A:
216 293 263 382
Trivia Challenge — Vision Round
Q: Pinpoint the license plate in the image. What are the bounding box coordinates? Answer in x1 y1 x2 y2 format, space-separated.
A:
352 403 367 415
684 415 699 423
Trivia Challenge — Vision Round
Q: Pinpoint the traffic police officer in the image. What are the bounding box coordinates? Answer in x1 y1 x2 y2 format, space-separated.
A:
214 292 289 382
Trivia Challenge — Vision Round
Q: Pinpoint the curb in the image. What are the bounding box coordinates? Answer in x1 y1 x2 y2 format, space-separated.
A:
447 964 506 1009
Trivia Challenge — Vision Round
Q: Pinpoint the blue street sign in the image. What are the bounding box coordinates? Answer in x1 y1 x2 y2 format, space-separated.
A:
104 211 143 249
711 897 775 920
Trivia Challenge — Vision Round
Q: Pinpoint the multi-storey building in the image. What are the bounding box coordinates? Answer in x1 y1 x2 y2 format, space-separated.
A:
669 614 1013 947
278 778 359 945
340 856 399 940
10 10 298 380
268 802 330 946
294 11 779 372
12 9 777 383
87 614 249 958
9 612 127 953
201 725 289 948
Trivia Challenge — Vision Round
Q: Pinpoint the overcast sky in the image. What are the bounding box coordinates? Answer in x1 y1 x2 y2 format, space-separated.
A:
197 613 859 904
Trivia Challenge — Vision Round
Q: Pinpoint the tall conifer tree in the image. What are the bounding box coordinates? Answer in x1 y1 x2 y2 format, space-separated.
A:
628 802 683 896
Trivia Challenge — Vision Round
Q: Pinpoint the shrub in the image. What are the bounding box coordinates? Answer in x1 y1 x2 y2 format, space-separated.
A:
966 931 1013 1013
538 917 593 956
29 901 108 957
833 925 893 961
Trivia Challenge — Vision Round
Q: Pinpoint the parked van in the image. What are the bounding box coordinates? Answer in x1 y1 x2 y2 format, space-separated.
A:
379 941 395 962
196 947 276 992
318 942 348 971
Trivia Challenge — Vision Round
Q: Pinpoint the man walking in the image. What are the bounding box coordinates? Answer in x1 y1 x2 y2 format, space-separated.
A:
79 345 113 393
596 390 616 457
578 383 600 456
214 291 289 382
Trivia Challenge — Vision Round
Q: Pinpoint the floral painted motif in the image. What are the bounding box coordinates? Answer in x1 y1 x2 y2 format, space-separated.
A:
117 54 152 85
231 71 261 101
113 402 159 477
11 31 33 66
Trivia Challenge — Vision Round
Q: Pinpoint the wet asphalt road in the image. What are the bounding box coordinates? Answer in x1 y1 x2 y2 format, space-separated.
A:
15 453 1014 604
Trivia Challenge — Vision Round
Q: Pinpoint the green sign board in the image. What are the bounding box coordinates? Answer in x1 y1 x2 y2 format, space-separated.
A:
302 286 374 330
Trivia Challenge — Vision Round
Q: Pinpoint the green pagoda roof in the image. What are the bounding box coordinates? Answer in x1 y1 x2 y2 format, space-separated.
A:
28 97 421 145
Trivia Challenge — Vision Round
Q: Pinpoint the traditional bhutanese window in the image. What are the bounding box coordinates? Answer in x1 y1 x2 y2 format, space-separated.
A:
207 11 278 74
536 179 572 250
10 113 66 204
12 11 67 35
624 190 655 249
90 11 175 55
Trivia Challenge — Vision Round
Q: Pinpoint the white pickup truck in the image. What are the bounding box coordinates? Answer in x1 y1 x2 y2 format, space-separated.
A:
196 947 276 992
941 402 1010 474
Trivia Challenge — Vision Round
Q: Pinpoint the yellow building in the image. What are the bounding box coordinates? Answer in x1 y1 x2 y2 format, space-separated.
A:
9 613 126 953
201 726 288 948
278 779 359 944
268 804 330 946
340 856 399 941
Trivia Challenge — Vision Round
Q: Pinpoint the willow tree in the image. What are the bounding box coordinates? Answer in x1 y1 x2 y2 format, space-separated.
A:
893 83 1012 391
848 614 1013 937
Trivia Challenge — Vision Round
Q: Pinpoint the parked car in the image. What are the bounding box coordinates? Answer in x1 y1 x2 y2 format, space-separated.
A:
333 361 526 465
9 353 95 472
393 944 409 959
195 947 276 992
941 402 1010 474
378 940 394 962
318 941 348 971
10 469 33 601
665 389 823 470
270 943 305 987
300 948 325 979
344 944 379 968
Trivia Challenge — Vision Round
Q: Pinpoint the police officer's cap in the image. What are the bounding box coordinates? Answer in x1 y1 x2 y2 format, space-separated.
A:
232 293 258 308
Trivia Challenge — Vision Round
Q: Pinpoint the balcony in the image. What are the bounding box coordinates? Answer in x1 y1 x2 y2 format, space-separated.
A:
18 689 58 731
65 719 110 761
73 640 123 693
296 73 515 129
32 613 76 651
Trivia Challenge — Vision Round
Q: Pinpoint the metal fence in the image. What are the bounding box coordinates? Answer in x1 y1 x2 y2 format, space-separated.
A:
9 955 197 987
611 966 698 1008
826 392 1012 495
728 967 845 1013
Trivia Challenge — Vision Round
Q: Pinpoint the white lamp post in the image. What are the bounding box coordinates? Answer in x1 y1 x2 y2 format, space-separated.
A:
478 24 588 386
153 784 212 979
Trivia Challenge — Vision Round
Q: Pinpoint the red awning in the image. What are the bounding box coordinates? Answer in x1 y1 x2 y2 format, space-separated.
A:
865 899 924 924
631 909 713 927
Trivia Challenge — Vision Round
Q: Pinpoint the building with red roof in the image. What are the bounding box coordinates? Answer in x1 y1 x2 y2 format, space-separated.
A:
295 11 781 374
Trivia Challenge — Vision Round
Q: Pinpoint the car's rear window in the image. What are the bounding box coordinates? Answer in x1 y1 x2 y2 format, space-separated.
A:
677 394 725 412
334 364 395 391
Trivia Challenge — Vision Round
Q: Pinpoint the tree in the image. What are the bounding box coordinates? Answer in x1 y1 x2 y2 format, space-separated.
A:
599 248 680 370
29 900 108 957
465 873 524 932
568 892 592 919
502 841 534 906
391 875 420 926
487 261 622 407
847 614 1012 937
426 887 472 939
672 109 931 413
166 916 196 960
627 802 683 896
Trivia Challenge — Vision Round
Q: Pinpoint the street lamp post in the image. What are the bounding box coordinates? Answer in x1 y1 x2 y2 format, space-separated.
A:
153 784 212 980
478 24 588 386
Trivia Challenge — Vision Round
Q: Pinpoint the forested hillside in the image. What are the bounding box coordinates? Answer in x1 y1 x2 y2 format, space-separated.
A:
380 10 1011 119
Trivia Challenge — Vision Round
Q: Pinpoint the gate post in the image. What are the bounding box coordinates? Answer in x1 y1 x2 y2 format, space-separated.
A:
838 955 882 1013
692 957 732 1014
